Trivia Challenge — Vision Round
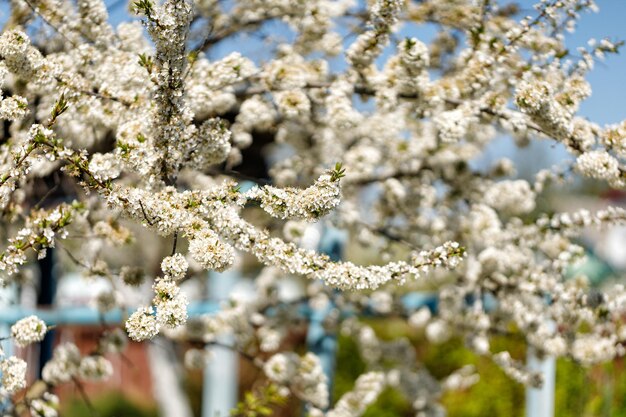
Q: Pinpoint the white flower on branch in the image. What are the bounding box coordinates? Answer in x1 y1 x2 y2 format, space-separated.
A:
11 315 47 347
1 356 27 394
125 306 159 342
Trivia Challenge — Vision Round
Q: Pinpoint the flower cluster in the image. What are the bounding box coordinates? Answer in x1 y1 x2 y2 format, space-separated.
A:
188 231 235 272
125 306 159 342
41 343 80 385
11 315 47 347
347 0 403 68
30 392 59 417
575 150 621 181
78 355 114 381
0 202 82 277
483 180 536 215
125 271 188 340
264 352 329 409
324 372 385 417
152 277 188 328
161 253 188 280
38 341 113 391
245 170 342 221
1 356 27 394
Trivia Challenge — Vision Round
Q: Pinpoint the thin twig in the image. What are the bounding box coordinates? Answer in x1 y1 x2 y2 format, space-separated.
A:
138 200 155 226
171 230 178 255
32 172 61 211
60 245 91 269
22 0 80 49
71 376 98 417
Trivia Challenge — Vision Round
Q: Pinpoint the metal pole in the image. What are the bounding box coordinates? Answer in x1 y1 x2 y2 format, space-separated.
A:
306 300 337 393
305 225 346 408
37 249 56 377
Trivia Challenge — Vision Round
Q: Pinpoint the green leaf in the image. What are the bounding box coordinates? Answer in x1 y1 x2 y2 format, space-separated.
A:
330 162 346 182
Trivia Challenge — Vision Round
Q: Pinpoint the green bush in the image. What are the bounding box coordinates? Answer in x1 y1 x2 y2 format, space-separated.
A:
62 391 158 417
333 319 626 417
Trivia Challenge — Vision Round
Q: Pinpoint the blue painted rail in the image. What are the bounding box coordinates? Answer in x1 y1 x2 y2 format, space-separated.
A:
0 301 221 326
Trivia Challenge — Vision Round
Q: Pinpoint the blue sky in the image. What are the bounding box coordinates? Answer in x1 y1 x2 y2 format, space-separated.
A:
546 0 626 125
489 0 626 174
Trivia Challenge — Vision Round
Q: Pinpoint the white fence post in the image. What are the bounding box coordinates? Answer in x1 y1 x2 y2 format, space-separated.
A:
525 347 556 417
0 284 17 412
202 269 240 417
148 340 194 417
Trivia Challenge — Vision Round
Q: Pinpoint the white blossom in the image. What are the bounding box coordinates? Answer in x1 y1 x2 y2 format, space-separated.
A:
78 355 113 381
161 253 188 280
264 352 298 384
1 356 26 394
89 153 121 181
42 343 82 385
1 0 626 412
125 306 159 342
408 307 432 329
11 315 47 347
188 232 235 272
425 320 451 344
29 392 59 417
483 180 536 215
327 372 385 417
576 150 620 180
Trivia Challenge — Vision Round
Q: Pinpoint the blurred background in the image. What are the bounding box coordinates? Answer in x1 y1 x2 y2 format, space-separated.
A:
2 0 626 416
